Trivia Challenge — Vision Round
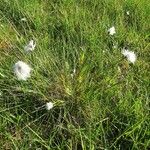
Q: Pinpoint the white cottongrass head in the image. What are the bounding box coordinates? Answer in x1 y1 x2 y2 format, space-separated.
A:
24 40 36 52
13 61 32 80
108 26 116 35
122 48 137 64
46 102 54 110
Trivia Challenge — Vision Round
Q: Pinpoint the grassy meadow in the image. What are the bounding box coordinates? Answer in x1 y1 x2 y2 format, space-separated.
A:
0 0 150 149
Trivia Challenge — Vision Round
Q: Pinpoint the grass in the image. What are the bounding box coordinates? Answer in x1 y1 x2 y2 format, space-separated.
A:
0 0 149 149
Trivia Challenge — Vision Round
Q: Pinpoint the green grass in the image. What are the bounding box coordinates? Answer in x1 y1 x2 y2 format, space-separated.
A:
0 0 149 149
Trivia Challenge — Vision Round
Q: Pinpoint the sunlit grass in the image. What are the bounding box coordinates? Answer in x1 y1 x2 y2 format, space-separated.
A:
0 0 149 149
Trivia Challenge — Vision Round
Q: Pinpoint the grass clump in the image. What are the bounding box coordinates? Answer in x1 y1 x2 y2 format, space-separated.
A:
0 0 149 149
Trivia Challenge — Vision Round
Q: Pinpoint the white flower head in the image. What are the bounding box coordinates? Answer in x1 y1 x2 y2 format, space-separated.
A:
46 102 53 110
13 61 32 80
108 26 116 35
24 40 36 52
122 48 137 64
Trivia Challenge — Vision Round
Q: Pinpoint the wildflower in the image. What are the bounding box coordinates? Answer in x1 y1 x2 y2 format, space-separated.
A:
13 61 32 80
122 48 137 64
24 40 36 52
108 26 116 35
46 102 53 110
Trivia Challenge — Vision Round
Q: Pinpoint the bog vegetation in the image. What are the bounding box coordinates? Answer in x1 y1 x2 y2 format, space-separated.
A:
0 0 149 149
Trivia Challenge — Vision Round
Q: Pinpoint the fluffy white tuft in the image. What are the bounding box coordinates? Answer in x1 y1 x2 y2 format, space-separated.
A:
13 61 32 80
122 48 137 64
24 40 36 52
108 26 116 35
46 102 54 110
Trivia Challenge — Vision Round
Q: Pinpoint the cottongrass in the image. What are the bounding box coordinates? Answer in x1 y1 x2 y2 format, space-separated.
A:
46 102 54 110
24 40 36 52
13 61 32 80
108 26 116 35
122 48 137 64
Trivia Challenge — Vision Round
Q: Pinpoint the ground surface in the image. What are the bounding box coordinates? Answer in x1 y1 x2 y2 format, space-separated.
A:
0 0 150 149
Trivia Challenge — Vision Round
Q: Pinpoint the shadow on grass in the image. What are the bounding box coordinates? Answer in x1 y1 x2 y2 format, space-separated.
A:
0 1 36 34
